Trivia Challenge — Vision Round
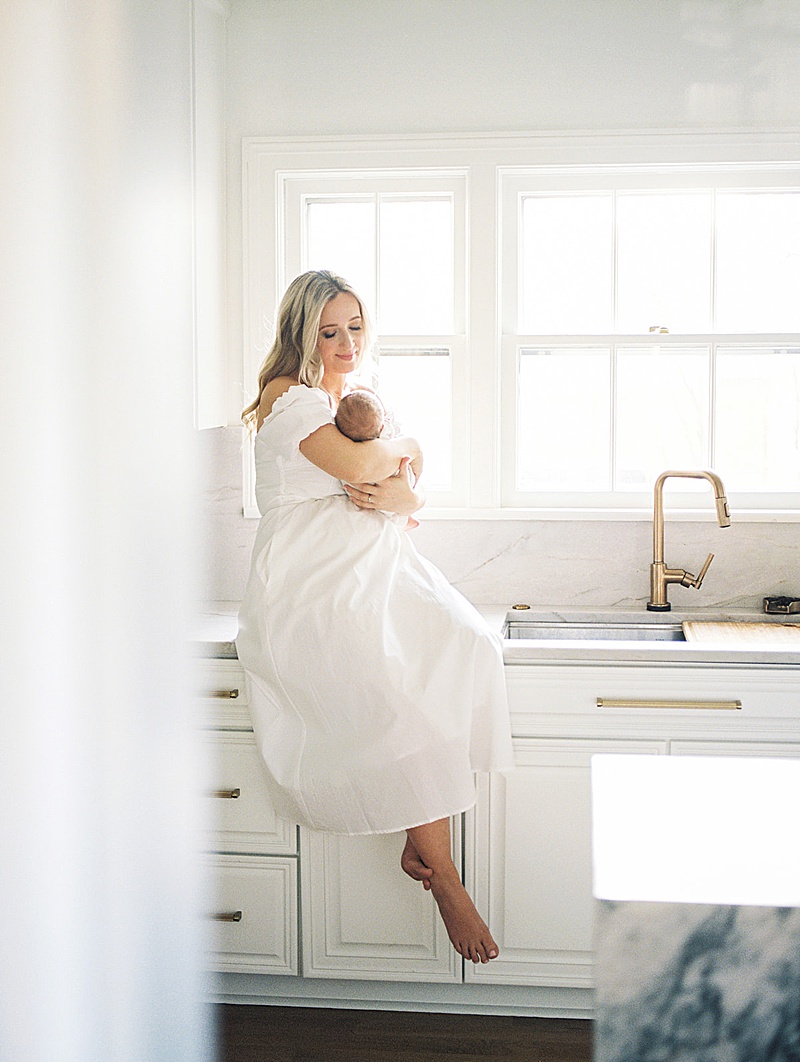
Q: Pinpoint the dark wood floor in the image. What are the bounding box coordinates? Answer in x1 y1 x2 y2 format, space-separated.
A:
216 1005 593 1062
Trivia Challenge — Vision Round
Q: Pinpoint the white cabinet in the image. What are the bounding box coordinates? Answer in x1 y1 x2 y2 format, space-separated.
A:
199 648 800 1012
672 739 800 757
466 737 666 987
466 662 800 989
199 659 299 975
198 658 461 985
300 823 461 983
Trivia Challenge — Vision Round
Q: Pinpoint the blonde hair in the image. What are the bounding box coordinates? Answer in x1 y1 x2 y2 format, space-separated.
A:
242 270 374 431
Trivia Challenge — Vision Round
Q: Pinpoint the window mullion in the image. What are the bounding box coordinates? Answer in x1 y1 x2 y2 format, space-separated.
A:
611 190 619 334
709 340 717 470
710 188 718 334
374 194 381 330
609 342 617 493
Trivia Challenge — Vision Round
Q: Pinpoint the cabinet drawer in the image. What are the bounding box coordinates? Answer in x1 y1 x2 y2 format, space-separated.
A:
506 664 800 739
670 740 800 758
197 659 251 729
202 731 297 854
205 854 298 975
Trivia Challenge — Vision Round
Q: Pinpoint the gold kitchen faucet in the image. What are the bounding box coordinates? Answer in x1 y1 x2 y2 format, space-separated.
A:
647 471 731 612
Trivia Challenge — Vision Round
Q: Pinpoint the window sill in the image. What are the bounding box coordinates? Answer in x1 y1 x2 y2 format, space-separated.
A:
417 507 800 522
243 504 798 522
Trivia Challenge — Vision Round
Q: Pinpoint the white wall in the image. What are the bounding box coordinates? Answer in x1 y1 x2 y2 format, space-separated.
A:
203 0 800 609
226 0 800 136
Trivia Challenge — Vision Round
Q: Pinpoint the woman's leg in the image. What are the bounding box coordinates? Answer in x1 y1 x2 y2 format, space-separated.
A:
404 818 498 964
401 834 433 889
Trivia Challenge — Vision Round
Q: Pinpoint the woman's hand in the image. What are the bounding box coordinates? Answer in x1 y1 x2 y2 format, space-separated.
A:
344 456 425 517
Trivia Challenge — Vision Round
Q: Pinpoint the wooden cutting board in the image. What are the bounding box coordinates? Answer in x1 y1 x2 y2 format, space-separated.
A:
683 621 800 645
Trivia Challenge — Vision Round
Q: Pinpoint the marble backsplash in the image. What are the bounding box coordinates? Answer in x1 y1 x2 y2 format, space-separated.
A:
198 426 799 610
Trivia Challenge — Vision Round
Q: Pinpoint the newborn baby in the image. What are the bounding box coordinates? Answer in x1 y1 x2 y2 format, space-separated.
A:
334 389 386 441
335 390 419 530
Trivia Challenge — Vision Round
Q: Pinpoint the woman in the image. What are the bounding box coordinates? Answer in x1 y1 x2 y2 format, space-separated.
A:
236 270 514 964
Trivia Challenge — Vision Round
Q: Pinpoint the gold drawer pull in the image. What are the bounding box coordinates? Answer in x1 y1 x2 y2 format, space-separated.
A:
211 788 241 799
211 911 242 922
597 697 742 711
210 689 239 699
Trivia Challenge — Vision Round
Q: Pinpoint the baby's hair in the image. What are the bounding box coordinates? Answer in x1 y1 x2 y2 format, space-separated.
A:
335 391 385 442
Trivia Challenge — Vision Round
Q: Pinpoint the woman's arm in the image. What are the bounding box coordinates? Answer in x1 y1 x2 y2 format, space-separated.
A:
299 423 421 485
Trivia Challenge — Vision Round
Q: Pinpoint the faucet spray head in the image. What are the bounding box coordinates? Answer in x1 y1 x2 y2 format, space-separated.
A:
715 495 731 527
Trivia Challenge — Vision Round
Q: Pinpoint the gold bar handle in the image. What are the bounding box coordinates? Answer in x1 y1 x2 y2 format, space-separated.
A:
691 552 715 589
597 697 741 711
211 788 241 799
211 911 242 922
210 689 239 699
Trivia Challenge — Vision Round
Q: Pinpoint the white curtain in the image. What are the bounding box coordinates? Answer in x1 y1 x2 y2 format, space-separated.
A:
0 2 213 1059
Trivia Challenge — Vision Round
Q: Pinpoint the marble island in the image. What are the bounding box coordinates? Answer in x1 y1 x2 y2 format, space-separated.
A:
593 755 800 1062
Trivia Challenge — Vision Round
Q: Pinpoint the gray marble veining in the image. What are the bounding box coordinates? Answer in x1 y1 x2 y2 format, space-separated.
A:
595 900 800 1062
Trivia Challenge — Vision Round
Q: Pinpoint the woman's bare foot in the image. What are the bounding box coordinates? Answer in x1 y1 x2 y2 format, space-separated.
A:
405 818 498 962
429 866 499 964
400 835 433 890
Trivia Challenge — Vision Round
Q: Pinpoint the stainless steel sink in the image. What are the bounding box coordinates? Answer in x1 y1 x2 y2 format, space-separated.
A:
504 619 686 642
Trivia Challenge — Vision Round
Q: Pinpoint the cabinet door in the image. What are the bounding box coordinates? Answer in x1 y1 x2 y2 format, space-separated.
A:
466 738 666 986
202 731 297 854
300 825 462 982
206 855 298 975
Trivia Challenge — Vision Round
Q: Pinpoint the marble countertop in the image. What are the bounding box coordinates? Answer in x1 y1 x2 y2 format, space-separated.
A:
195 603 800 667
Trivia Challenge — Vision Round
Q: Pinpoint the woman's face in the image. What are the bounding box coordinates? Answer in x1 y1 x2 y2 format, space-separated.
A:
316 292 365 379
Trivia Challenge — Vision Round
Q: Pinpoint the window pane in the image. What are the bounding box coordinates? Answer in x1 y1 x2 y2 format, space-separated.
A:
379 198 454 334
616 193 712 334
521 195 613 335
518 347 611 490
715 192 800 333
378 348 452 490
615 346 709 490
715 346 800 491
306 199 376 311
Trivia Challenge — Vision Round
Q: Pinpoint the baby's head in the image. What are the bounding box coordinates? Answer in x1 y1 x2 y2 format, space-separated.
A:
335 390 386 442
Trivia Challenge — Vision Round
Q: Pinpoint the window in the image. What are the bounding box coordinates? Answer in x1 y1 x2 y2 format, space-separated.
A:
501 168 800 509
243 137 800 516
281 172 468 502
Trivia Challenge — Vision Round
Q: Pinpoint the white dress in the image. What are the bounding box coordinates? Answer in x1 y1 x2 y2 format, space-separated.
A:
235 385 514 835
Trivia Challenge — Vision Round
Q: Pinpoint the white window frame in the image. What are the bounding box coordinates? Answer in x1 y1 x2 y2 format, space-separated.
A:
241 133 800 520
500 163 800 513
283 171 469 505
